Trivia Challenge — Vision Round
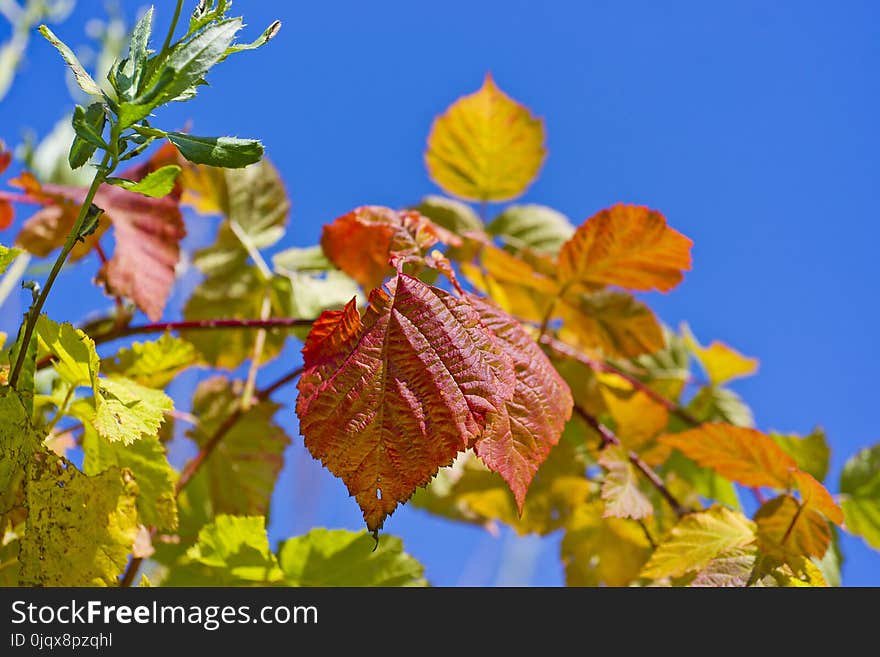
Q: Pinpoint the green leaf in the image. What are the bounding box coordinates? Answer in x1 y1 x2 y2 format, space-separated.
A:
35 315 100 393
116 6 154 100
278 529 427 586
840 444 880 550
191 158 289 276
413 195 483 235
0 389 40 511
640 506 756 580
162 515 283 586
272 245 333 272
6 315 37 413
770 428 830 482
184 268 292 369
93 375 173 445
102 333 197 388
0 244 22 274
684 384 754 428
488 204 574 254
82 426 178 531
19 452 139 586
187 377 289 516
69 103 106 169
188 0 233 35
39 25 103 96
224 20 281 55
167 133 263 168
152 18 242 103
106 165 181 198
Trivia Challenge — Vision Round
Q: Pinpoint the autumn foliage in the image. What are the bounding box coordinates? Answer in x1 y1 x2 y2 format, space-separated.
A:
1 3 878 588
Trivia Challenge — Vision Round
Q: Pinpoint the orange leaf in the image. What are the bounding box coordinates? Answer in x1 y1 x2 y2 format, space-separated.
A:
792 470 843 525
659 423 796 489
320 206 459 290
425 73 546 202
755 494 831 561
296 274 516 532
558 204 692 293
467 295 573 511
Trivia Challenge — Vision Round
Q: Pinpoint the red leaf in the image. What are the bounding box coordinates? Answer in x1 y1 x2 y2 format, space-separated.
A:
94 186 185 321
0 145 11 229
296 273 515 531
320 206 460 290
467 295 573 510
13 150 185 320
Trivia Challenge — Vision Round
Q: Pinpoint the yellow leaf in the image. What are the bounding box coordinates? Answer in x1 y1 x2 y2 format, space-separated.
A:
561 501 652 586
460 244 559 321
660 423 797 489
640 505 756 580
681 323 758 385
557 290 665 359
425 73 546 202
558 204 692 293
598 446 653 520
596 373 668 453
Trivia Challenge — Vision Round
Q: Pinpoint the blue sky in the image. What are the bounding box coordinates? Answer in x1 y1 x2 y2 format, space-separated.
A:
1 0 878 585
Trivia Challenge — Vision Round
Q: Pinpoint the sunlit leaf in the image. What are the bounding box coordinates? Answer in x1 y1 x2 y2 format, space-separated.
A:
681 323 758 385
162 515 283 586
755 494 831 563
769 428 830 482
187 377 289 516
488 204 573 254
425 73 545 202
468 296 572 509
102 333 197 388
839 444 880 550
278 528 427 586
106 165 181 198
19 451 138 586
93 376 173 445
557 204 692 293
297 275 515 531
598 445 653 520
321 206 459 290
640 506 756 580
561 501 652 586
660 423 796 489
82 427 177 531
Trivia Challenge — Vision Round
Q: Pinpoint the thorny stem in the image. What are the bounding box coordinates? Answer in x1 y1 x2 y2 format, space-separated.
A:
9 152 112 388
119 366 305 587
574 405 690 517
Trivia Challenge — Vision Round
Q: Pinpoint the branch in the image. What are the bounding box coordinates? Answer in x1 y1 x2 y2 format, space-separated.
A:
541 335 701 427
119 365 305 587
93 316 316 346
574 404 691 518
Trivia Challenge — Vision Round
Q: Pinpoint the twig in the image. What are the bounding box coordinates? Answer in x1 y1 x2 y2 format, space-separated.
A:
92 316 315 346
542 335 701 427
574 405 690 517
